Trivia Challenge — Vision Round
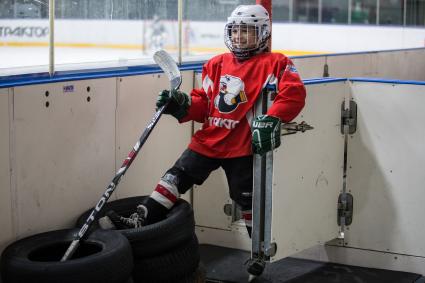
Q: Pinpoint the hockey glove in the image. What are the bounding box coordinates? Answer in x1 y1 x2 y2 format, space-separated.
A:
251 115 281 155
156 89 191 120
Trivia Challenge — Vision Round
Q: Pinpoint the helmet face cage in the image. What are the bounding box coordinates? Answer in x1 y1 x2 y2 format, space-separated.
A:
225 24 259 51
224 5 271 60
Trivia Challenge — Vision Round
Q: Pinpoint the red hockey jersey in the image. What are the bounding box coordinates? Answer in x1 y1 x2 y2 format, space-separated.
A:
180 52 306 158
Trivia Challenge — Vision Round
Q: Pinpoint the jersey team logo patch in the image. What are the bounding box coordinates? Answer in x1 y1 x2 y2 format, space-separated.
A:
286 64 298 73
214 75 248 113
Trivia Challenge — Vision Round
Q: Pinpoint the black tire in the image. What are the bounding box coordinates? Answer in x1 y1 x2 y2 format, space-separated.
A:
76 196 195 259
1 229 133 283
132 234 200 283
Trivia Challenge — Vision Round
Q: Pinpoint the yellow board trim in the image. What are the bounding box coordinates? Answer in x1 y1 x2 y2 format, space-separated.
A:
0 41 324 56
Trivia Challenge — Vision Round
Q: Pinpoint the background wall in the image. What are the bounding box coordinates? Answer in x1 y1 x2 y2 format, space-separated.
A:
1 19 425 70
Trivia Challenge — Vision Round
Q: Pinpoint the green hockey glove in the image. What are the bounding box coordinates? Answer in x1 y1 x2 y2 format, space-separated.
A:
251 115 281 155
156 89 191 120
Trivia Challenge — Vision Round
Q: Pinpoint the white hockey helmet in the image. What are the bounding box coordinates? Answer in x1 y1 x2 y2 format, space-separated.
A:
224 5 271 60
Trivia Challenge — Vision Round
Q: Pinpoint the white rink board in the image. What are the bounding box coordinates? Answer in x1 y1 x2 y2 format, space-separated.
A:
1 71 194 247
375 49 425 81
293 48 425 81
193 169 234 230
271 81 347 262
292 56 327 80
13 79 116 238
346 81 425 257
288 242 425 275
325 53 378 78
0 89 14 251
114 72 193 201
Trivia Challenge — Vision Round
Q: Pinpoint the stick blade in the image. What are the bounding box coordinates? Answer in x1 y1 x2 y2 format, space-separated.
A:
153 50 182 90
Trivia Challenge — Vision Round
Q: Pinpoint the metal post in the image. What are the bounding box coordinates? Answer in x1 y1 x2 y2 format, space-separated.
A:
60 1 64 19
318 0 322 23
252 139 266 259
348 0 352 24
376 0 380 25
263 148 274 258
252 91 268 259
48 0 54 77
84 0 88 19
289 0 294 22
110 0 114 20
178 0 183 64
142 0 148 54
403 0 407 26
250 86 276 281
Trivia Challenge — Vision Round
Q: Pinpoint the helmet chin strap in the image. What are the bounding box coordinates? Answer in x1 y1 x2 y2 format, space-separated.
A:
233 49 258 60
231 37 270 60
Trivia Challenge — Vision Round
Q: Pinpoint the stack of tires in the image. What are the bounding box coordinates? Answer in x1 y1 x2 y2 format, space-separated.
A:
76 196 201 283
1 196 203 283
1 229 133 283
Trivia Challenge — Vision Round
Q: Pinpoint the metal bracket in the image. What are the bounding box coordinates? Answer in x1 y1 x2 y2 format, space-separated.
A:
223 203 232 217
281 121 314 136
323 63 330 77
337 192 353 226
264 242 277 257
341 100 357 134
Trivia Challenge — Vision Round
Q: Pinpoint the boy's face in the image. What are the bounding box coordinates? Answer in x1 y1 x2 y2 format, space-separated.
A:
231 24 258 50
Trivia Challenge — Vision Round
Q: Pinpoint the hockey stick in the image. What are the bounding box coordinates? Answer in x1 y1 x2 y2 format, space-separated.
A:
61 50 181 261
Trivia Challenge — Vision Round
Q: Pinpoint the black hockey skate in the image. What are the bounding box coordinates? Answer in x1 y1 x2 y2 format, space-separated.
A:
99 205 147 229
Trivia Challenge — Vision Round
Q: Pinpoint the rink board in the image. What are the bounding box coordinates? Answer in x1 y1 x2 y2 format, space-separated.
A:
271 80 346 261
346 80 425 258
0 89 14 252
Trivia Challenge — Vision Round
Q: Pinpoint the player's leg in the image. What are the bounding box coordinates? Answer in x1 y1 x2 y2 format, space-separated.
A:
221 155 253 237
222 155 268 278
104 149 220 229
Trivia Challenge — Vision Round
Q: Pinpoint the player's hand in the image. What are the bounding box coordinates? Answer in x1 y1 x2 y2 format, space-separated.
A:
251 115 281 155
156 89 191 120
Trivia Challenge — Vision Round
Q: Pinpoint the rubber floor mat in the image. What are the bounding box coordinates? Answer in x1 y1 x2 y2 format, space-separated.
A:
200 244 422 283
284 262 421 283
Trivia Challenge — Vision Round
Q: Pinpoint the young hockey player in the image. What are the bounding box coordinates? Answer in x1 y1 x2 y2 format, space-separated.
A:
106 4 306 240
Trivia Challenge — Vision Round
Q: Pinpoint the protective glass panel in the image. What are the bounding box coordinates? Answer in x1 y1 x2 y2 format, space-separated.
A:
0 0 49 75
380 0 404 25
406 0 425 26
294 0 319 23
273 0 290 22
54 0 176 67
182 0 251 59
322 0 349 23
351 0 377 24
